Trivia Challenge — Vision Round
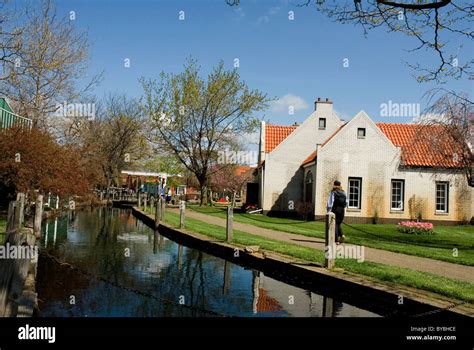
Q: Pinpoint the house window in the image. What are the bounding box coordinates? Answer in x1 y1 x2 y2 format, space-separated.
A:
357 128 366 139
435 182 449 213
348 177 362 209
319 118 326 130
391 179 405 211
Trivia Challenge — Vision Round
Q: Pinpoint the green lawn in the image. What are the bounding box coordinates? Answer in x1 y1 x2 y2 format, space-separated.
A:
188 205 474 266
139 207 474 303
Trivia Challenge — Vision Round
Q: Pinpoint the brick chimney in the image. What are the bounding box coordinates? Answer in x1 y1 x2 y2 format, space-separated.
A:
314 97 333 111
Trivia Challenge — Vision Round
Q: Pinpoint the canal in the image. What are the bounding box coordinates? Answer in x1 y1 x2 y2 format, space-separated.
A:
37 207 380 317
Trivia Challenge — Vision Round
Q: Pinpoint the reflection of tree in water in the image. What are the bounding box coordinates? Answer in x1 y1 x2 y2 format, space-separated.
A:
40 208 258 316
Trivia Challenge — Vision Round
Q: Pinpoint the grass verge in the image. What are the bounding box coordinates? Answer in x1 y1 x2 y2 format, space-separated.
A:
188 205 474 266
141 206 474 303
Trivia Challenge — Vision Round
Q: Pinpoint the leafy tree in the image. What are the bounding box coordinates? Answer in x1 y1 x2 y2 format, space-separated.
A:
140 58 269 205
0 127 95 205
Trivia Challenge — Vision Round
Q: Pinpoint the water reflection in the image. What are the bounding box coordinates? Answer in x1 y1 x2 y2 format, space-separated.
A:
37 208 379 317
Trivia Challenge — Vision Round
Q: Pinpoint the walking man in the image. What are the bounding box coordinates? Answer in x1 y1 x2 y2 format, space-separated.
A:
326 180 348 243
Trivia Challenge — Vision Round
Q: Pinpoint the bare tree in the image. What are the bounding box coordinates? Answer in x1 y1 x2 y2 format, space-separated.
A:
284 0 473 83
81 95 147 192
140 58 269 205
0 0 23 81
415 89 473 186
1 0 100 128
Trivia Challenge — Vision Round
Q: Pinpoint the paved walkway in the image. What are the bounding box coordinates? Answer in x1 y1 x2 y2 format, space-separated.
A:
169 208 474 284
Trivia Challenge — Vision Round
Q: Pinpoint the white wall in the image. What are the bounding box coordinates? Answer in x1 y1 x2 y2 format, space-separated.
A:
262 102 342 212
315 111 473 222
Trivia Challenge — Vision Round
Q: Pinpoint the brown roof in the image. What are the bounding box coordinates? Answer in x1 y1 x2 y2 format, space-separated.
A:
265 125 297 153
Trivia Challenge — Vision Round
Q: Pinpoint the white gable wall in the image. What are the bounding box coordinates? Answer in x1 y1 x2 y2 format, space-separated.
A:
262 102 342 212
315 111 473 223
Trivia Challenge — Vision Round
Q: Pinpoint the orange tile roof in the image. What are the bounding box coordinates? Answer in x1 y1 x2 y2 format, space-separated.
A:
377 123 464 168
302 151 317 166
265 125 297 153
235 165 254 176
256 288 283 313
272 120 464 169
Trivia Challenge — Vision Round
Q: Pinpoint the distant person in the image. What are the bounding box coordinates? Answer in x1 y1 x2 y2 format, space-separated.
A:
326 180 348 244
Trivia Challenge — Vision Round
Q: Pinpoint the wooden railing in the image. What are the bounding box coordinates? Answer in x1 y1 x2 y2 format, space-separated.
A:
0 107 32 130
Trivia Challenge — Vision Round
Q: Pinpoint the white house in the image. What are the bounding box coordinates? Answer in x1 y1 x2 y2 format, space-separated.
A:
257 99 473 224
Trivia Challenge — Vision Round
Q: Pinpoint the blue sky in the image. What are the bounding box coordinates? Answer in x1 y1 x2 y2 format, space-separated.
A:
54 0 472 125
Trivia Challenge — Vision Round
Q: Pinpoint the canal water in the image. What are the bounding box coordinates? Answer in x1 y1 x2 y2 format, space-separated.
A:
37 207 379 317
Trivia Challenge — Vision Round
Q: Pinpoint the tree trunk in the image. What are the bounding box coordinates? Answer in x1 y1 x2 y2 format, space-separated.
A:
231 190 236 208
199 179 208 206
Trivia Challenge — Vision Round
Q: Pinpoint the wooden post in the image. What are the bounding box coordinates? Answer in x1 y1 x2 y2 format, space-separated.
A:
99 191 104 201
138 192 142 208
322 296 334 317
34 194 44 238
14 192 25 230
143 194 148 212
177 244 183 269
6 201 16 233
155 197 161 228
153 231 159 254
223 260 231 295
150 197 155 211
179 200 185 229
226 205 233 242
55 195 59 210
160 197 165 221
325 212 336 269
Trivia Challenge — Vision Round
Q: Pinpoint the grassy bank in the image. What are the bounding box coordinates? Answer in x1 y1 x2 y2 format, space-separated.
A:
188 205 474 266
140 206 474 303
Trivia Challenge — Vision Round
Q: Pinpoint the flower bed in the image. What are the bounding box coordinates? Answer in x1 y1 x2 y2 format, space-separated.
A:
397 221 434 235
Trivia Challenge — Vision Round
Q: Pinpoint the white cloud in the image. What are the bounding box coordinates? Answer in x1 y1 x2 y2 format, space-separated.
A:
257 6 280 24
233 7 245 21
271 94 309 113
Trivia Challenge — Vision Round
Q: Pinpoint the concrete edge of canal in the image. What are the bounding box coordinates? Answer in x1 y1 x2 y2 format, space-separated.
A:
130 206 474 319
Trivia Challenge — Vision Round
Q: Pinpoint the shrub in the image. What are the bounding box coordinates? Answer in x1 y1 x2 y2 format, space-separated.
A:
397 221 434 235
